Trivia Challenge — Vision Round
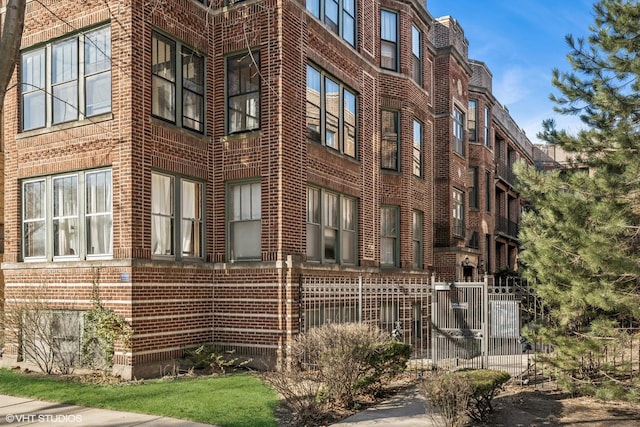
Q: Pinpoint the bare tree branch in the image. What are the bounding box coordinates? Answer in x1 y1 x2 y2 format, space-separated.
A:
0 0 26 112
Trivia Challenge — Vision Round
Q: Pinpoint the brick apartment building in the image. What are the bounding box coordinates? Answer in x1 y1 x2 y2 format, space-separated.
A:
1 0 537 378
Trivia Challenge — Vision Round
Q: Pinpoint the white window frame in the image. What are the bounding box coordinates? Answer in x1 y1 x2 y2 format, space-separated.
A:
484 107 491 148
22 169 113 262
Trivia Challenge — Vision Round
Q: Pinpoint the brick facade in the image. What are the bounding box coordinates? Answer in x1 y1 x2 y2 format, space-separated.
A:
1 0 536 378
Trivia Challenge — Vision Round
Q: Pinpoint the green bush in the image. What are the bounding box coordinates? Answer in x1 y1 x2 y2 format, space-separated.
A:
422 369 510 424
360 339 412 396
182 344 249 374
455 369 510 422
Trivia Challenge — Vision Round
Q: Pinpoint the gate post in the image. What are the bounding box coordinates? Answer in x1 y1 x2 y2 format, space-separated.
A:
358 274 362 323
430 273 437 369
482 274 489 369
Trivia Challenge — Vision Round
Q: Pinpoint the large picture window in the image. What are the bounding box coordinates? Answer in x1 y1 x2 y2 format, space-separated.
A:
227 51 260 134
307 187 357 265
152 172 204 259
306 64 357 158
306 0 356 47
152 31 205 133
22 169 112 261
21 25 111 131
229 181 262 261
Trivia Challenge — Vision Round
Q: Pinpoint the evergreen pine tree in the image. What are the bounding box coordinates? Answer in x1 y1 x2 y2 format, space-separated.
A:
516 0 640 392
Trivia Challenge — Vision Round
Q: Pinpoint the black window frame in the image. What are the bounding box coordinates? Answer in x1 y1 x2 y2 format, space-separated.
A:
411 24 422 85
306 64 358 158
226 50 261 134
380 9 398 71
453 106 465 156
381 109 399 171
306 186 358 265
151 30 205 133
20 25 112 132
468 99 478 142
306 0 356 47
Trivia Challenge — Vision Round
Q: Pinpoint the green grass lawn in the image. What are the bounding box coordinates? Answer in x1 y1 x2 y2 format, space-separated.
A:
0 369 279 427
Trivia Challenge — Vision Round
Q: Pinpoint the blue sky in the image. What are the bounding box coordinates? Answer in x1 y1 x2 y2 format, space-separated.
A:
428 0 597 143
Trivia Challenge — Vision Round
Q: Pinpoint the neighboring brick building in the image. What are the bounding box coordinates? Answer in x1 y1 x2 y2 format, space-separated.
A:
1 0 537 378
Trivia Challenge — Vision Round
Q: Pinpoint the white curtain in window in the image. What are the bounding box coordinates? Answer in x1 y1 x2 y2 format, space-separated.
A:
181 180 201 257
53 176 78 257
380 11 397 41
230 182 261 260
152 174 173 255
87 171 112 255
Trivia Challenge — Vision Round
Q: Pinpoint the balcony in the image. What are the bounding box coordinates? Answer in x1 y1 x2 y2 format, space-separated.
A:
496 160 516 186
496 215 519 239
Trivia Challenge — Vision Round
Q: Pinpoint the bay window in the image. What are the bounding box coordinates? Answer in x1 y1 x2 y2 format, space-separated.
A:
306 0 356 47
22 170 112 261
21 25 112 132
306 64 358 158
381 10 398 71
307 187 357 265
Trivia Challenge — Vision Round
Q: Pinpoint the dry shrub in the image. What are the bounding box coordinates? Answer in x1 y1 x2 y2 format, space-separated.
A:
291 323 411 407
422 369 511 426
422 371 473 427
264 367 325 426
266 322 412 423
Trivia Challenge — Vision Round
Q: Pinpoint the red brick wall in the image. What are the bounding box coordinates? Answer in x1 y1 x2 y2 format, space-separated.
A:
2 0 534 377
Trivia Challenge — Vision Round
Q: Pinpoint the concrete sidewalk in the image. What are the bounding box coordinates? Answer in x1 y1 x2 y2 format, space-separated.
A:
0 395 216 427
1 386 434 427
332 385 435 427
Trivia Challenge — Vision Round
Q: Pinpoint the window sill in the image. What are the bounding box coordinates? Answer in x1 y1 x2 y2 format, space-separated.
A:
307 139 359 164
17 113 114 140
150 116 210 141
222 129 263 142
4 258 127 269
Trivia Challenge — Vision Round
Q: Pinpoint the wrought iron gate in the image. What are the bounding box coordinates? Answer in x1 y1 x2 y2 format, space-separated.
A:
431 276 530 377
